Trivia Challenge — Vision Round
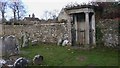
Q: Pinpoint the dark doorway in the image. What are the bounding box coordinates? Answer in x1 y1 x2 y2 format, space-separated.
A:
89 13 94 44
71 13 85 46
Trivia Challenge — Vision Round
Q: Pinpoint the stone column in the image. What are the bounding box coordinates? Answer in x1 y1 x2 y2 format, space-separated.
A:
67 15 72 45
85 12 89 44
74 15 78 42
92 13 96 44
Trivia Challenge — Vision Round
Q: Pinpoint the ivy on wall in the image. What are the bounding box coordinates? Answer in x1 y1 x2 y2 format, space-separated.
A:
95 25 104 45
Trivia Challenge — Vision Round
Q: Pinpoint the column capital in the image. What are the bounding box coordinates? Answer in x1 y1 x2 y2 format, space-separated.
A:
84 12 90 14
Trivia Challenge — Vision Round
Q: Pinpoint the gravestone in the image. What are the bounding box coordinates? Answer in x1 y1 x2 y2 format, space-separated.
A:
21 32 29 48
33 54 43 65
2 35 19 57
13 57 28 68
0 57 28 68
62 39 69 46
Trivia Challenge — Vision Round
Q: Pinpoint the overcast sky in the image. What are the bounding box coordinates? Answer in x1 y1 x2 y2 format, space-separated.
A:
0 0 118 20
21 0 94 19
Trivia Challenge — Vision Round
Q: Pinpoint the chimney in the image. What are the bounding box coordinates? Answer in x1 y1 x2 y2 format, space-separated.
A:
32 13 35 18
29 14 30 17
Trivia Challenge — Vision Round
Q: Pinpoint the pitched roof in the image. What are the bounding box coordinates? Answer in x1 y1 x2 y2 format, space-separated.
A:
24 17 40 21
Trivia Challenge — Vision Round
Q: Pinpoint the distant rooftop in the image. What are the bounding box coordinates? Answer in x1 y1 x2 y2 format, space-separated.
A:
24 13 40 21
24 17 40 21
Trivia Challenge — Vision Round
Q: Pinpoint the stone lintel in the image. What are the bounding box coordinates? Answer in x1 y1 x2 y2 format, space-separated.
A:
67 8 94 14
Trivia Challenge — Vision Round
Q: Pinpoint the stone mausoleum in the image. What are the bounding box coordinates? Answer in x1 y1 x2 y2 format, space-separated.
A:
58 7 96 46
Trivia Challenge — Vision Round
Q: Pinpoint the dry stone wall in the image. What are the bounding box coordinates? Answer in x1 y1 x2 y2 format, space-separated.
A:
3 23 69 44
97 19 119 47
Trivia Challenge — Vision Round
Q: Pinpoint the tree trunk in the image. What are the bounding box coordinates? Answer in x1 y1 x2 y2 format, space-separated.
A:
2 11 5 23
13 10 16 25
17 10 20 20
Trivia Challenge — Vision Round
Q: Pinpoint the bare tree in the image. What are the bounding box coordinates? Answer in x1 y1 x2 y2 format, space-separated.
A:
9 0 26 24
44 10 49 20
0 1 7 23
49 10 59 19
16 1 26 20
43 10 59 20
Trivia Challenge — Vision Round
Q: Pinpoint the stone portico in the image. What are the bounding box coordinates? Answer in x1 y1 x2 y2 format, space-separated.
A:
58 8 96 46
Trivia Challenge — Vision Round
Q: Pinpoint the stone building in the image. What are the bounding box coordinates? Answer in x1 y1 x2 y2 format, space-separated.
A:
23 13 40 25
58 7 96 46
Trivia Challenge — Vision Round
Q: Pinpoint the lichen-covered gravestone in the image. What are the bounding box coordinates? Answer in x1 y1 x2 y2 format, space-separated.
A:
1 35 20 58
21 32 29 48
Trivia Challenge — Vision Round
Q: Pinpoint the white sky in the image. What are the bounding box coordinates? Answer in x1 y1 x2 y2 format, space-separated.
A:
1 0 118 20
21 0 93 19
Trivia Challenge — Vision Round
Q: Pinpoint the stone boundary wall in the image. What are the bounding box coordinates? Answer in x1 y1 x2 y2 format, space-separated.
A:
3 23 69 44
2 19 119 47
97 19 119 47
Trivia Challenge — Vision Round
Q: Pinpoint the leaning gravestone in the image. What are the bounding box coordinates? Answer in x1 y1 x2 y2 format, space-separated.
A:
1 35 20 57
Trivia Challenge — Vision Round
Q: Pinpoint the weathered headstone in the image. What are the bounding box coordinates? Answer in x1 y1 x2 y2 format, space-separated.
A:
33 54 43 65
2 35 19 57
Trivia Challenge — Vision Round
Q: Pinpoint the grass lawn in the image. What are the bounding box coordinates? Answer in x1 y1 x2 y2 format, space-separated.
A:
20 43 118 66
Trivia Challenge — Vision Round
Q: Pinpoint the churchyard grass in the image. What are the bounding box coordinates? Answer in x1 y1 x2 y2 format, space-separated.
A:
20 43 118 66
